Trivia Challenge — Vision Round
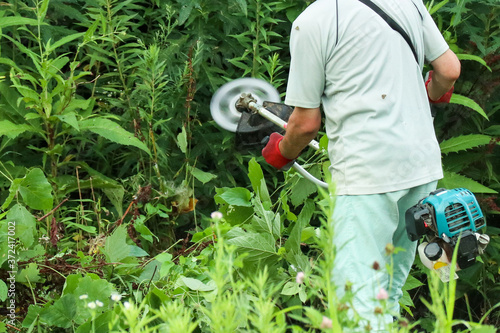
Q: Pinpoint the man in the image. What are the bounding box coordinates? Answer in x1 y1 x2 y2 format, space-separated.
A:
262 0 460 331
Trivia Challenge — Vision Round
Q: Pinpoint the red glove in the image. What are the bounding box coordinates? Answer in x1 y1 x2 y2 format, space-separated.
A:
262 132 295 170
425 70 454 104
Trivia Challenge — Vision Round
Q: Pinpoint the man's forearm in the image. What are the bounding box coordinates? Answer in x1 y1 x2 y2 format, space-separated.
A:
428 49 461 101
279 107 322 159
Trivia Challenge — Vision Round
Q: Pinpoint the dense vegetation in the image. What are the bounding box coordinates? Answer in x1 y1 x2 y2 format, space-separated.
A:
0 0 499 332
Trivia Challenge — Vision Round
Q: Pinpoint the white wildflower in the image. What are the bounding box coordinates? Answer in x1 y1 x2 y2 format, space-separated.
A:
211 211 223 220
296 272 305 284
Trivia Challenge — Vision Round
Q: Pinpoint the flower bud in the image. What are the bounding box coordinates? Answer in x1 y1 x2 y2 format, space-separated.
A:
320 316 332 329
296 272 305 284
376 288 389 300
211 211 223 221
385 243 395 255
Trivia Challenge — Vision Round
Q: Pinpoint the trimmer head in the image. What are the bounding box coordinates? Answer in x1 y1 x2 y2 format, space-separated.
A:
210 78 329 189
210 78 281 132
236 101 293 148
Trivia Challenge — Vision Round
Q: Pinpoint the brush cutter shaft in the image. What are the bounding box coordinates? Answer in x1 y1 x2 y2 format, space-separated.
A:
292 162 328 188
247 101 321 151
246 101 327 189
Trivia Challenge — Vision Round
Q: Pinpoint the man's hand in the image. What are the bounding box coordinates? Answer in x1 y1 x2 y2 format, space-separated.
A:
262 132 296 170
425 70 454 104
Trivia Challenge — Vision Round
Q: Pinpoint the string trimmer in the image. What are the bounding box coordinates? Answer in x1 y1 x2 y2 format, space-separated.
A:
210 78 328 188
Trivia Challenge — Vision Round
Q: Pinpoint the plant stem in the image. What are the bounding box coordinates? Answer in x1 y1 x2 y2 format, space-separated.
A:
252 0 261 78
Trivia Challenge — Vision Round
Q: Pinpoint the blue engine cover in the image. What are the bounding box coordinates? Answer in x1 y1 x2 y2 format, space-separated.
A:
423 188 485 239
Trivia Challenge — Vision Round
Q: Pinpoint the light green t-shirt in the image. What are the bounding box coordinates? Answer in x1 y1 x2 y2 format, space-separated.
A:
285 0 449 195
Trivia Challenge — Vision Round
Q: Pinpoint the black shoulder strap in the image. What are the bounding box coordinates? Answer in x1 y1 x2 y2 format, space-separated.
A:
358 0 419 63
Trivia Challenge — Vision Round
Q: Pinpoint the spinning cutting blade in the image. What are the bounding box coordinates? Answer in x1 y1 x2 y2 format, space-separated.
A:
210 78 280 132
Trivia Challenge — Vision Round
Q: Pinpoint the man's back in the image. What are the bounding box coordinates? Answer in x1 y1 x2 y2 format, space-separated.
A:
285 0 448 195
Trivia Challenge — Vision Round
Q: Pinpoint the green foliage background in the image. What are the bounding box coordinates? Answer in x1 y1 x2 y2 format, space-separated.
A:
0 0 498 332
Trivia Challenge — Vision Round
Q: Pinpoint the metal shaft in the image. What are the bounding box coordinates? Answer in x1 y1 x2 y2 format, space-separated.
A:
247 101 321 151
239 95 328 189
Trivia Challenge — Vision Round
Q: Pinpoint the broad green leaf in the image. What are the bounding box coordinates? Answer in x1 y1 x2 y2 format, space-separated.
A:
72 274 115 307
0 81 28 120
219 188 252 207
22 305 43 329
281 281 300 296
61 274 81 296
438 171 497 194
65 222 97 234
450 94 488 120
2 178 23 210
427 0 449 15
40 294 77 328
45 56 70 77
234 0 248 15
285 200 315 257
304 307 325 328
134 219 155 243
402 273 424 291
39 0 50 21
457 54 491 71
103 225 149 263
226 207 254 226
103 225 135 263
440 134 492 154
470 327 497 333
319 134 329 151
46 33 85 53
0 120 31 139
191 166 217 184
290 166 321 207
0 57 20 72
253 196 281 239
65 98 92 113
83 19 99 43
16 263 41 283
301 227 316 242
155 253 175 277
24 113 41 120
17 244 45 263
144 287 171 308
248 158 271 208
181 277 216 292
177 126 188 153
102 186 124 216
484 125 500 136
79 118 150 155
0 17 43 28
299 286 307 303
129 245 149 257
75 311 113 333
0 280 7 302
178 4 193 25
226 227 279 263
55 112 80 131
400 290 414 315
6 204 36 247
18 168 53 210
